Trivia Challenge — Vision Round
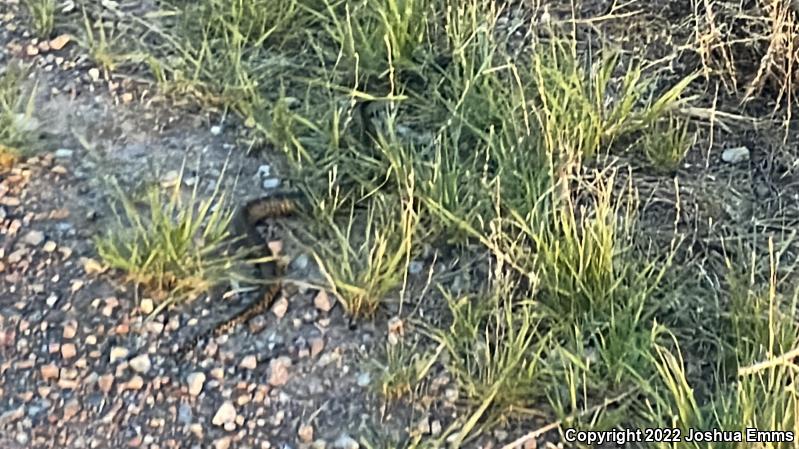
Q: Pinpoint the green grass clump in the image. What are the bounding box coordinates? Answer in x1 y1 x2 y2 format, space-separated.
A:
319 0 436 79
95 163 259 315
22 0 55 38
529 38 697 162
432 280 548 415
638 241 799 448
0 64 38 159
642 115 693 172
370 340 439 402
141 0 319 121
311 184 418 318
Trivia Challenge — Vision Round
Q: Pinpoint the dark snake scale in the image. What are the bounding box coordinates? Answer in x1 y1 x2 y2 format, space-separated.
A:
174 192 303 357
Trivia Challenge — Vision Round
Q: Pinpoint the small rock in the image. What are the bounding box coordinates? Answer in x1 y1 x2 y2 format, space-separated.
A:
523 437 537 449
309 338 325 358
298 424 314 443
61 343 77 359
210 126 222 136
333 435 359 449
129 354 151 374
2 197 21 207
22 230 45 246
262 178 281 190
356 372 371 387
140 299 154 315
62 322 77 339
42 241 57 252
186 372 205 397
268 240 283 256
314 290 335 312
722 146 750 164
7 252 22 267
189 424 203 439
58 379 79 390
40 364 59 381
25 45 39 56
53 148 74 159
291 254 309 271
210 367 224 380
63 399 81 420
15 433 28 446
98 374 114 393
257 164 272 178
235 393 251 406
49 34 71 50
145 321 164 334
127 375 144 391
45 294 59 307
268 357 292 386
240 355 257 370
214 437 231 449
109 347 129 364
271 297 288 319
212 401 237 426
88 68 101 81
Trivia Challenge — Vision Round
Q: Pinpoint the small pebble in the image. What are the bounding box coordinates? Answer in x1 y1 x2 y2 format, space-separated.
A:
127 375 144 391
721 146 750 164
53 148 74 159
240 355 257 370
314 290 335 312
298 424 314 443
140 299 154 315
22 230 45 246
262 178 281 190
257 164 271 178
110 347 129 364
129 354 151 374
61 343 77 359
212 401 236 426
187 372 205 397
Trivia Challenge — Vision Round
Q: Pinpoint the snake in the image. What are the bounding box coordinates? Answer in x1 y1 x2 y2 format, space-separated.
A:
173 191 305 357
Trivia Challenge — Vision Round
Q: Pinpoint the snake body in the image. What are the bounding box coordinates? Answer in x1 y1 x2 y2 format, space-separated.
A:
174 192 303 356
